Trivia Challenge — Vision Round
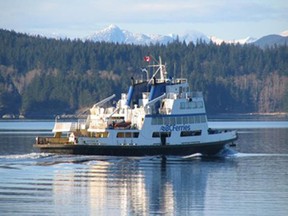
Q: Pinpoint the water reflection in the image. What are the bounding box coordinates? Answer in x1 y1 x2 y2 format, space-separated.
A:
52 159 151 215
52 159 149 215
1 153 288 215
49 157 236 215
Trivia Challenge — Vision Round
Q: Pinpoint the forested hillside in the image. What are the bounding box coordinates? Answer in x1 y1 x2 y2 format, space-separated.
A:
0 29 288 118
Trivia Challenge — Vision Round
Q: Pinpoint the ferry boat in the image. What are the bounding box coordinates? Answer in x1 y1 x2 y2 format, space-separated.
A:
34 57 237 156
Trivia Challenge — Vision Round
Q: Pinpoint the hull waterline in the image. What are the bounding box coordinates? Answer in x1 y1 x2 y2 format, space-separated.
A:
34 138 236 156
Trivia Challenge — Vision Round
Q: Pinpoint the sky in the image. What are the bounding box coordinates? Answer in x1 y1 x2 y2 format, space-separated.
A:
0 0 287 40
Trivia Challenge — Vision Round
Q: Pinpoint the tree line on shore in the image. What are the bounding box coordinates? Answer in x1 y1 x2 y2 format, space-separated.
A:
0 29 288 118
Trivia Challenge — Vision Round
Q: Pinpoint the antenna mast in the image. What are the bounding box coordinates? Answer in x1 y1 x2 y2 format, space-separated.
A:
147 56 168 84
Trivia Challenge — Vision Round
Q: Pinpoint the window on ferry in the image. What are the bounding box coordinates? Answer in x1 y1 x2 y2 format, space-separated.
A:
180 130 202 137
170 117 176 125
152 132 160 137
95 132 109 138
157 117 163 125
152 132 171 138
189 116 195 124
176 117 182 124
133 132 139 138
116 132 140 138
183 116 189 124
201 115 207 123
195 115 200 123
117 132 130 138
117 132 125 138
126 133 133 138
163 117 170 125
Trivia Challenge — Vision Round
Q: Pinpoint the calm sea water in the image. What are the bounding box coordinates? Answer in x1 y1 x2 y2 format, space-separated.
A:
0 118 288 216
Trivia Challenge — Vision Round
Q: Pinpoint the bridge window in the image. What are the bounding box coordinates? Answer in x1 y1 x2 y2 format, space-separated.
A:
195 115 200 123
201 115 206 123
150 115 206 125
183 117 189 124
180 101 204 109
176 117 182 124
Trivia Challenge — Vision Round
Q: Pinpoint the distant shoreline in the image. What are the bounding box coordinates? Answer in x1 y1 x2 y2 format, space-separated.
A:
2 112 288 120
207 112 288 121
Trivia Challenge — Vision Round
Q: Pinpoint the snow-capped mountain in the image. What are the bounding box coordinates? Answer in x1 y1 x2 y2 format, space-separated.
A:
180 30 210 43
280 30 288 37
210 36 257 45
85 24 126 43
85 25 287 47
85 25 209 45
85 24 162 44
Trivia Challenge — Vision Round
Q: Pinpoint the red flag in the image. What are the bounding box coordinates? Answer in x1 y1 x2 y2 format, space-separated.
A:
144 56 151 62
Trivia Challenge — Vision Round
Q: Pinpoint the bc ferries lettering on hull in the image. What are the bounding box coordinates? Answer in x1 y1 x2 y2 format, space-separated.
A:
34 57 237 156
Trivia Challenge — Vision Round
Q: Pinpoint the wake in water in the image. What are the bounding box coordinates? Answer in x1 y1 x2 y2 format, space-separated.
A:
216 146 288 158
216 146 239 157
229 152 288 158
0 152 146 167
0 152 52 160
1 147 287 169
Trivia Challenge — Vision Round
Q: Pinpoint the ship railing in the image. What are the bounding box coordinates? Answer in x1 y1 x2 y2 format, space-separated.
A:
208 128 237 136
166 93 177 99
53 119 87 132
36 136 69 145
191 91 203 98
53 122 74 132
173 78 187 84
166 91 203 100
88 121 107 130
180 91 203 99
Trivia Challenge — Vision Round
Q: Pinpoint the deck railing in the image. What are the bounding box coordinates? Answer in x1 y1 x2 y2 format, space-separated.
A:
36 137 69 145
